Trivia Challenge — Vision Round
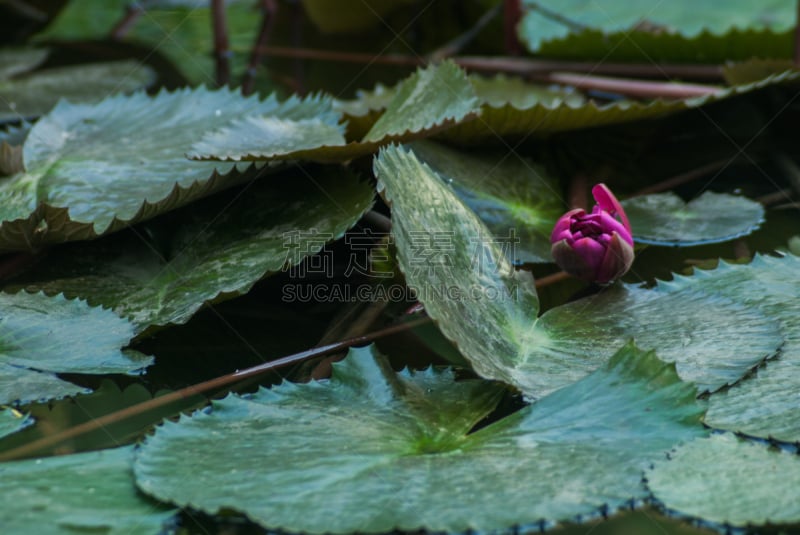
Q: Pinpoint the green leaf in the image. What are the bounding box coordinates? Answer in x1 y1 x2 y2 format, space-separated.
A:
36 0 259 85
0 380 204 456
0 408 32 439
189 61 481 163
648 433 800 526
0 446 175 534
0 47 48 80
408 140 563 264
622 191 764 246
438 71 800 143
7 166 373 333
0 60 156 121
375 145 781 397
0 291 143 405
531 284 780 395
134 343 704 533
301 0 418 33
519 1 795 61
657 254 800 442
0 87 335 251
0 365 89 406
723 58 798 85
374 144 541 387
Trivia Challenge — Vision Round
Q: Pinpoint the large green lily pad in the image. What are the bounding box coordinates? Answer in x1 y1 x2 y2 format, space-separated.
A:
648 433 800 527
375 145 781 398
134 343 704 533
0 87 335 251
657 254 800 442
7 166 373 333
0 408 32 439
0 446 175 534
0 291 144 405
189 61 480 163
519 1 795 62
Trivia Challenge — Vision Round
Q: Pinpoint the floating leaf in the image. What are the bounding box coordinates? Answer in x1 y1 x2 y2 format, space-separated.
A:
0 48 49 80
135 343 704 533
0 446 175 534
0 365 89 407
519 1 795 61
648 433 800 526
439 71 800 143
622 191 764 246
408 140 563 264
0 380 204 457
189 61 480 163
0 408 32 439
0 291 143 405
36 0 259 85
7 166 373 333
723 58 798 85
655 253 800 442
0 87 337 251
0 59 156 121
375 145 781 397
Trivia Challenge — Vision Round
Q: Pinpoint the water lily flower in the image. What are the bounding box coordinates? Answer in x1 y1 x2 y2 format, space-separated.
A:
550 183 634 284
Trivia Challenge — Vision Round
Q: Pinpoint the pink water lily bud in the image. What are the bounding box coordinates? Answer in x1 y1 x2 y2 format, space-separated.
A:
550 184 634 284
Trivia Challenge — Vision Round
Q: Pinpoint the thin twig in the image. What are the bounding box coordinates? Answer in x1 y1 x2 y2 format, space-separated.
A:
109 3 144 40
3 0 48 22
241 0 278 96
756 188 794 206
210 0 231 87
428 2 502 61
534 270 570 288
631 158 736 197
569 173 589 210
533 72 721 99
255 47 724 80
0 317 432 462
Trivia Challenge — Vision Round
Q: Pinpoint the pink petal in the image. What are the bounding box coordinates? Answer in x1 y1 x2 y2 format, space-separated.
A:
592 183 631 234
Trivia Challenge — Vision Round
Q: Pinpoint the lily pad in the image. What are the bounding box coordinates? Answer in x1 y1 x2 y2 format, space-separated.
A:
0 446 175 534
36 0 259 86
439 70 800 143
519 1 795 62
134 343 704 533
622 191 764 246
0 291 144 405
408 140 563 264
375 145 781 398
0 59 156 121
648 433 800 526
0 87 334 251
0 48 48 80
189 61 480 163
0 408 32 439
7 166 373 333
656 253 800 442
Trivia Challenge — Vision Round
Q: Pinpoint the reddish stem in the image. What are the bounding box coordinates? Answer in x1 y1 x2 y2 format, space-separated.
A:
255 46 724 80
211 0 231 87
242 0 278 96
504 0 524 55
534 72 721 99
109 3 144 40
